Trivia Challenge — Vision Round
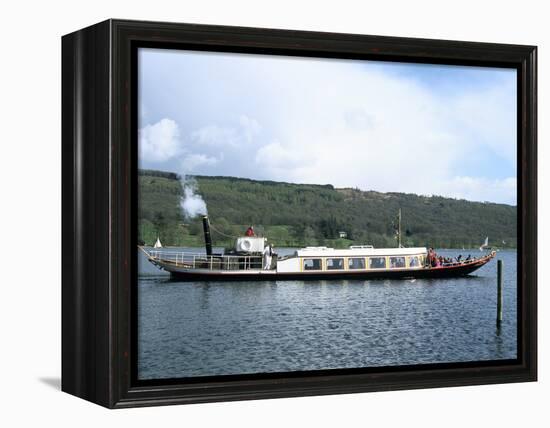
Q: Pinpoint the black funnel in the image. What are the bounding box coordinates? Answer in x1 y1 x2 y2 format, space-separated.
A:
202 215 213 256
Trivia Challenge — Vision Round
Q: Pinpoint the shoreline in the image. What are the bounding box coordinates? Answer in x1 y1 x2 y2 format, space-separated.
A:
140 245 518 251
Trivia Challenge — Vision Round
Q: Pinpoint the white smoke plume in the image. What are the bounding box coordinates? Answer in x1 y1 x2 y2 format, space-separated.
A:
180 177 208 219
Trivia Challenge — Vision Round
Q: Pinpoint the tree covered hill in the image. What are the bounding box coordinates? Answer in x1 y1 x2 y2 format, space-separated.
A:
138 169 517 249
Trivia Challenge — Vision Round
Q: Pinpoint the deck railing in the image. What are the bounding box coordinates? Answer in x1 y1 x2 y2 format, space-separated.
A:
147 250 264 271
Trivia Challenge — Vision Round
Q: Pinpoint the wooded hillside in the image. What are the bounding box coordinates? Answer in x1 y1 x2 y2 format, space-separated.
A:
138 169 517 249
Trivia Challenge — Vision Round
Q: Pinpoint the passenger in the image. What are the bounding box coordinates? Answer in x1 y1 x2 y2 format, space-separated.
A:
466 254 471 261
245 226 255 237
426 247 435 267
457 254 462 263
263 243 273 270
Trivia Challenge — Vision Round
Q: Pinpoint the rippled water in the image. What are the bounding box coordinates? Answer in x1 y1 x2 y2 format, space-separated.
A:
137 248 517 380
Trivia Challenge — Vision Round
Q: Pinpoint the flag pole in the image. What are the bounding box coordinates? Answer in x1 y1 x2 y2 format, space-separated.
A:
398 208 402 248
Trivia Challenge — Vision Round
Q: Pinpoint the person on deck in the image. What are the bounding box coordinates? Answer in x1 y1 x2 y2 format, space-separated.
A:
263 243 273 270
428 248 439 267
245 226 255 236
427 248 434 266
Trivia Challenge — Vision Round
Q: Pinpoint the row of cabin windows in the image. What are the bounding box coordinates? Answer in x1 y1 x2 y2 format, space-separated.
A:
303 255 423 271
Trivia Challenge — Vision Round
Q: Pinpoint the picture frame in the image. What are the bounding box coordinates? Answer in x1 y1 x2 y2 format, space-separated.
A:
62 19 537 408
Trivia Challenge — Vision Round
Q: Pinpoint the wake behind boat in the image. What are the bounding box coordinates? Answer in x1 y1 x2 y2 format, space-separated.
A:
140 216 496 281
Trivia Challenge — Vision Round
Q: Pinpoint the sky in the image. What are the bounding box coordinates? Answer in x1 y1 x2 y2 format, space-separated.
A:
138 48 517 205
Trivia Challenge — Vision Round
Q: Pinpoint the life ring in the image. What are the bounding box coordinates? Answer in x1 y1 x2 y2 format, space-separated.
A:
240 239 252 251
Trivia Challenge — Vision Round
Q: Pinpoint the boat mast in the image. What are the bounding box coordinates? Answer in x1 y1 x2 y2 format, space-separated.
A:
398 208 402 248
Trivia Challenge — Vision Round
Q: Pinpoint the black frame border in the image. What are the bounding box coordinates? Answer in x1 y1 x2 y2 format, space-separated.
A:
62 19 537 408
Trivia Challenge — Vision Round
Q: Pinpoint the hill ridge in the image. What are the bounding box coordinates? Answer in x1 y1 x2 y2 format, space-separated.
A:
138 170 517 249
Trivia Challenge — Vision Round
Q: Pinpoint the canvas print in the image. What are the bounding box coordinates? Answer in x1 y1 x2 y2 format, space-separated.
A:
137 48 517 380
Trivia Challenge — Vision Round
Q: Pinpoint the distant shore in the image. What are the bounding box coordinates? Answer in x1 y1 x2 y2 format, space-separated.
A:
140 241 517 251
139 170 518 250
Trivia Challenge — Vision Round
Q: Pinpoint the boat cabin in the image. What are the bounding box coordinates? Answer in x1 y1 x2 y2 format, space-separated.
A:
276 246 427 273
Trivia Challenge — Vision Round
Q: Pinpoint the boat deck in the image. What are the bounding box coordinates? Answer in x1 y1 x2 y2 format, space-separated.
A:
141 247 496 282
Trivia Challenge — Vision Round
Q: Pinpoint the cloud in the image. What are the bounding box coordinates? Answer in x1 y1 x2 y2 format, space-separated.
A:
190 115 261 147
451 76 517 166
433 176 517 204
344 109 376 131
255 140 307 170
181 153 221 172
249 61 463 191
139 118 181 162
239 115 262 142
139 50 517 204
138 113 261 177
246 59 516 203
190 125 237 147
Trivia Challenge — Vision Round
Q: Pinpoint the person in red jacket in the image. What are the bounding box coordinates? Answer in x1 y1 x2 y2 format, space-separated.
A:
245 226 255 237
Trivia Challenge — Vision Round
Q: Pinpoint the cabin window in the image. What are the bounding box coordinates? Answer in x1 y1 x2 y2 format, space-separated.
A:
303 258 322 271
369 257 386 269
390 257 406 268
409 256 420 267
348 258 366 269
326 258 344 270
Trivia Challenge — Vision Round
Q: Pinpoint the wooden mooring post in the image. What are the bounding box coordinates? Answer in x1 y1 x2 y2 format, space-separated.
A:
496 260 503 328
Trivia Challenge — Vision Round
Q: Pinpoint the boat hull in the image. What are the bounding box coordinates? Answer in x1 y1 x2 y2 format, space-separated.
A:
166 254 495 282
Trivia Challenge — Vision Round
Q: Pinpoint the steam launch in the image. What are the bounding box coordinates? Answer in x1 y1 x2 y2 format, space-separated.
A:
140 215 496 281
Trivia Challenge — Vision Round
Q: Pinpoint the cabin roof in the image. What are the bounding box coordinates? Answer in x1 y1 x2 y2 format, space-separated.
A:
295 247 427 257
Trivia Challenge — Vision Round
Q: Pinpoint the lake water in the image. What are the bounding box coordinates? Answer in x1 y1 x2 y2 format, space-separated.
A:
137 247 517 380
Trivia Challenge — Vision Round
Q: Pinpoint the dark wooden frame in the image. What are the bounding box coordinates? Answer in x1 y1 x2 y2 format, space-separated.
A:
62 19 537 408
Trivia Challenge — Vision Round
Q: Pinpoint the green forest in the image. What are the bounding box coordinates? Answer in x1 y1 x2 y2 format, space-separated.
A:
138 169 517 249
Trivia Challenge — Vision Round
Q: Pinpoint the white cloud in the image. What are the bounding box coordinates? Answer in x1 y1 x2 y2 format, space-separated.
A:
451 77 517 165
254 140 309 170
250 62 462 192
190 115 261 147
344 109 376 130
245 59 516 203
239 115 262 142
433 176 517 204
140 51 517 204
139 118 181 162
181 153 220 172
190 125 237 147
